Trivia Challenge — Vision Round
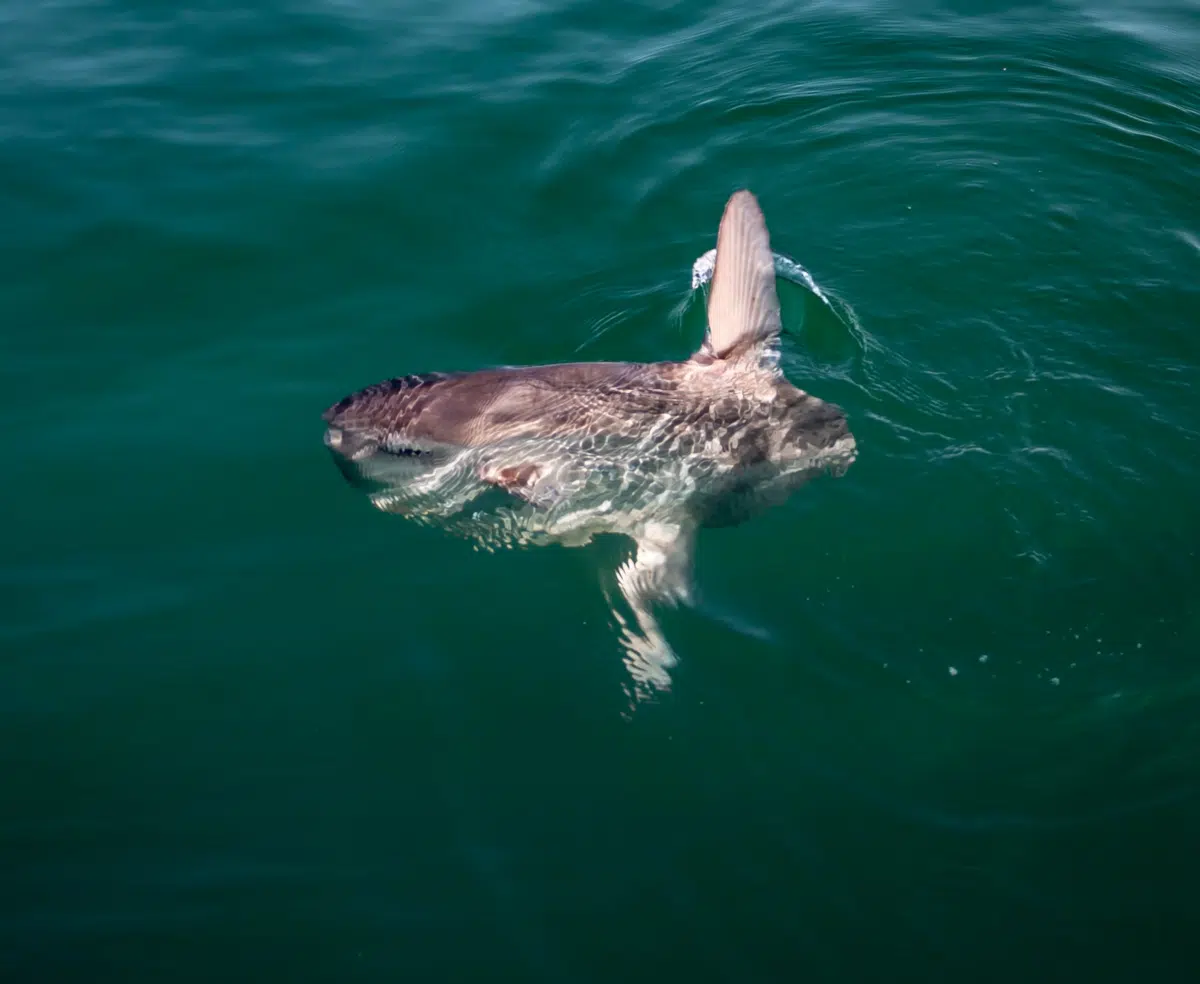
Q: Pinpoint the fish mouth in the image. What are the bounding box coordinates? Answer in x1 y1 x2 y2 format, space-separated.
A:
324 422 462 503
324 426 380 462
325 427 401 497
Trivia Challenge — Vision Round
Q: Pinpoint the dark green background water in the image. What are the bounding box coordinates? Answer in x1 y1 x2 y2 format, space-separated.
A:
3 1 1199 980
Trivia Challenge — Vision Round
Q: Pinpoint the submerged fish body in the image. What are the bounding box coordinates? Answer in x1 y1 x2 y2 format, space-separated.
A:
322 190 857 695
324 359 854 539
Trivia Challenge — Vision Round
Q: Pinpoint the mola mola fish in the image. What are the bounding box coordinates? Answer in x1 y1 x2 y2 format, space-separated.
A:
322 190 857 697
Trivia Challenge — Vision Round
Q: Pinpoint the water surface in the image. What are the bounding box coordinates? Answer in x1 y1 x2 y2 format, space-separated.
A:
2 0 1199 980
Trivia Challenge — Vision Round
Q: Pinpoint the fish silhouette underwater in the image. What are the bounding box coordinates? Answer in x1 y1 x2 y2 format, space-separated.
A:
323 190 857 696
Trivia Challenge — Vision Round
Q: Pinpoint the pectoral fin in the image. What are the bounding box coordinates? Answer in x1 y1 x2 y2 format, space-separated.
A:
479 461 563 509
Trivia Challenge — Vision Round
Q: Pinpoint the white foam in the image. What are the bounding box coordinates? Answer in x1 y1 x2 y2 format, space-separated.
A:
690 248 833 308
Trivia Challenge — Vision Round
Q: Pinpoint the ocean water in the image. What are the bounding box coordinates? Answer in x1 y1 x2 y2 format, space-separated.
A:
2 0 1199 980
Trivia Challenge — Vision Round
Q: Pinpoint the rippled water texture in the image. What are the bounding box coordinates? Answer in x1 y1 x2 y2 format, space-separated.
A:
2 1 1199 981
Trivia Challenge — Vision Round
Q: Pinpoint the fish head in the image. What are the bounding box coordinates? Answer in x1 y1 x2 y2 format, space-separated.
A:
321 393 440 496
323 419 382 462
322 417 397 496
322 392 388 475
321 380 497 525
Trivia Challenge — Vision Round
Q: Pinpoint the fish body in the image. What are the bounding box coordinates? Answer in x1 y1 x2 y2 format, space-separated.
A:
323 191 857 693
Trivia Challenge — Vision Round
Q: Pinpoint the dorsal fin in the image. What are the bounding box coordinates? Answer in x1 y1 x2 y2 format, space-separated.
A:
701 190 782 363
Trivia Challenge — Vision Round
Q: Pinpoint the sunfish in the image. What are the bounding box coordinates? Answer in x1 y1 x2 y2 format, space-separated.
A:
322 190 857 696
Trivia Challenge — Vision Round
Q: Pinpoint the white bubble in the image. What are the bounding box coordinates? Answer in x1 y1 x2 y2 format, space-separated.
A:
949 667 958 676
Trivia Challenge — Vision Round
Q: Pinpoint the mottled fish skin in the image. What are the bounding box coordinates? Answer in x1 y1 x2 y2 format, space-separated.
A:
321 190 857 699
323 358 852 531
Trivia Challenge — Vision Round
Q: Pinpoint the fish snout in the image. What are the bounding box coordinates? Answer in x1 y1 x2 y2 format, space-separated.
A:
323 422 381 461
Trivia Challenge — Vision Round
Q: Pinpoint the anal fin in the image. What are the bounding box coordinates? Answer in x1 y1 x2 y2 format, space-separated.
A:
611 521 696 699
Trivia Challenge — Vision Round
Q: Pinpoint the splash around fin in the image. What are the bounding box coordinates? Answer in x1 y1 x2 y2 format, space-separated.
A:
698 189 783 366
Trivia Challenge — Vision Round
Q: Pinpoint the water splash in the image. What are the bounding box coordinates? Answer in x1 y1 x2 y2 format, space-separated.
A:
690 247 833 306
690 247 867 356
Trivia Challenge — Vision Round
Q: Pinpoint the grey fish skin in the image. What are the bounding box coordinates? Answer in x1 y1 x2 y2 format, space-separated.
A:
322 190 857 697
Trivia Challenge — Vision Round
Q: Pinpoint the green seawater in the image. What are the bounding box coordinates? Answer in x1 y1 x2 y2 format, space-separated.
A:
3 1 1199 980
